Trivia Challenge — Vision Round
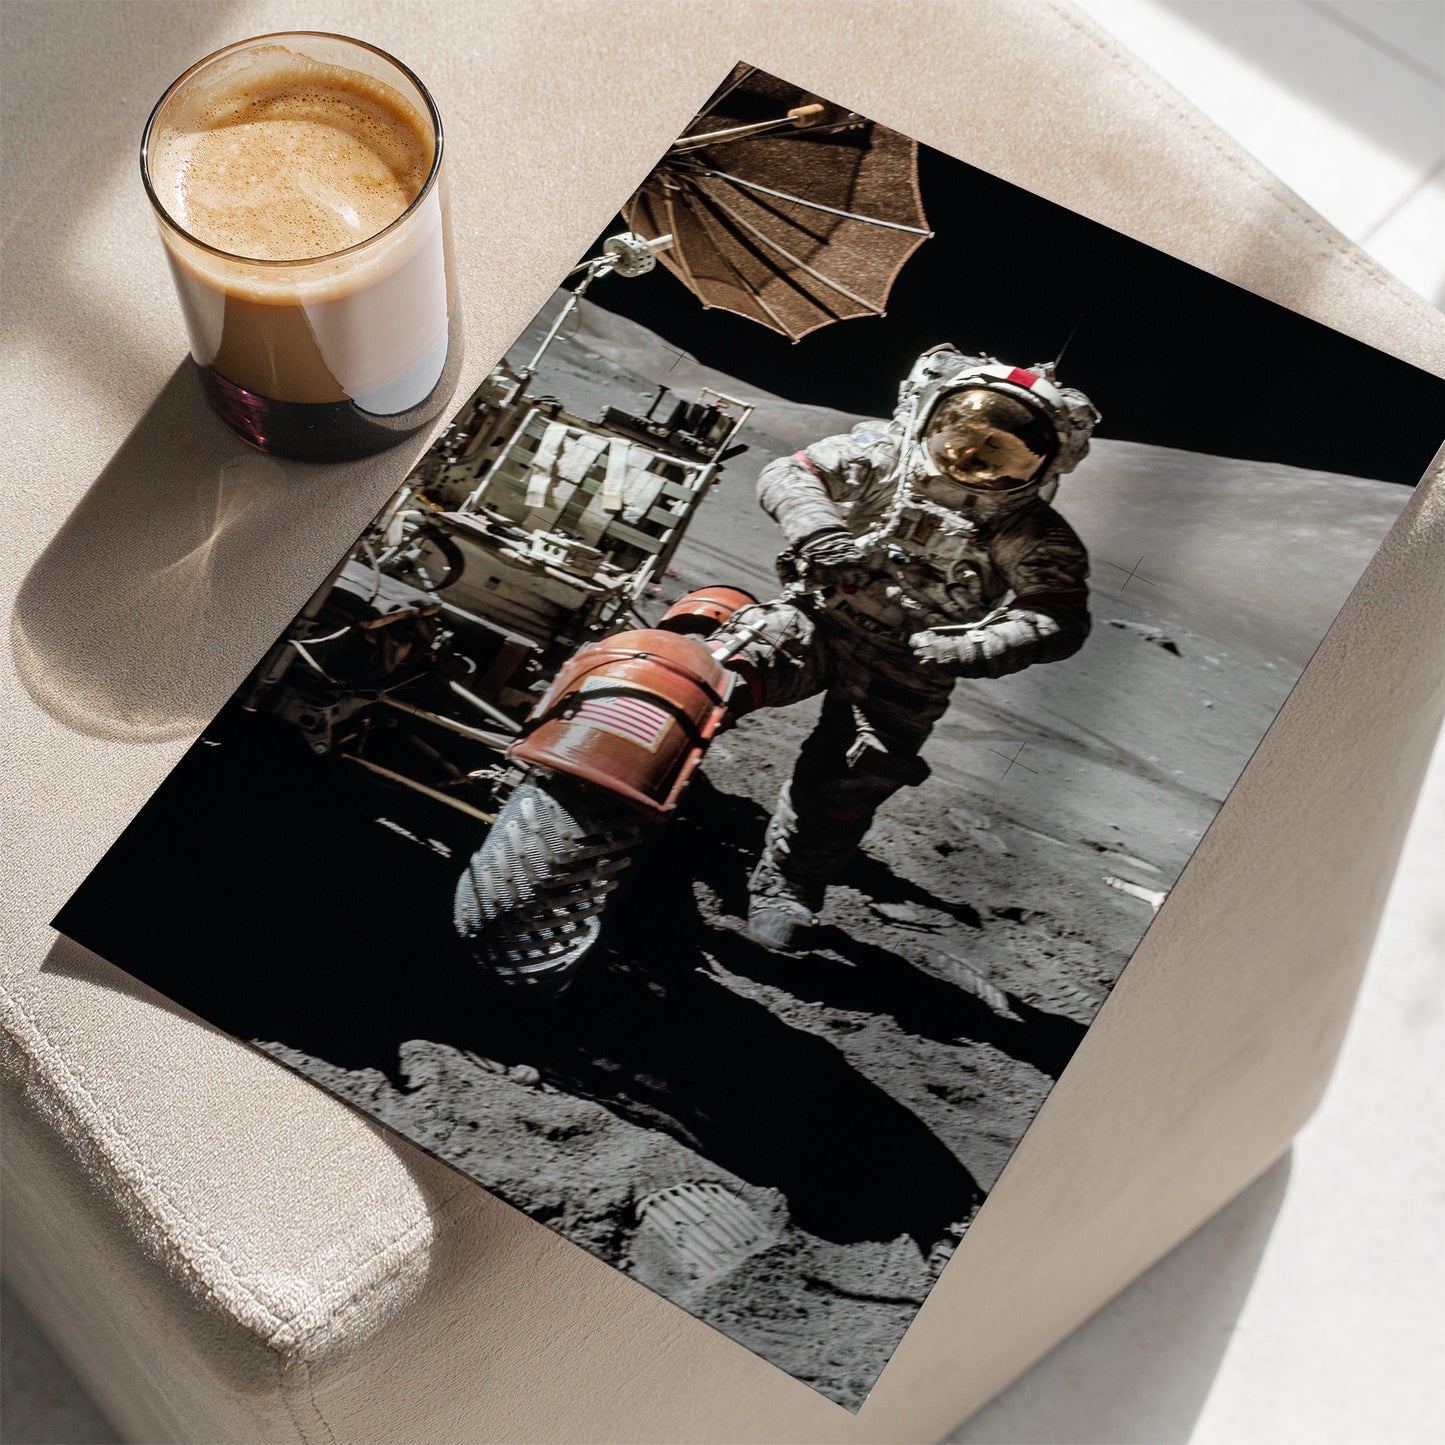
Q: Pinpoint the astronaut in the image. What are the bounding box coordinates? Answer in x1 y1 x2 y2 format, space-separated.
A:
710 345 1100 950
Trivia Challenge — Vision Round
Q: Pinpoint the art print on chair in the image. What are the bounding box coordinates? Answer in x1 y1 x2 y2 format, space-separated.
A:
55 62 1444 1409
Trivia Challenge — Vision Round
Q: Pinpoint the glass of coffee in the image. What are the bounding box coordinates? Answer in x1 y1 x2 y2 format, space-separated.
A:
141 33 461 462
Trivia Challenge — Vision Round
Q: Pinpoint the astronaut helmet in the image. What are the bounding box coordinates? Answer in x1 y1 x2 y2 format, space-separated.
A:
899 346 1100 499
922 387 1057 492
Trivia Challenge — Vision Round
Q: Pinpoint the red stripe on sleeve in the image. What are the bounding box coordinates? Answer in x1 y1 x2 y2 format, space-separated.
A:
791 450 834 497
1014 589 1089 608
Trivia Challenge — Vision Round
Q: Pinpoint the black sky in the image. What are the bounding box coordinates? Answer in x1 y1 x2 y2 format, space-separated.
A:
575 141 1442 486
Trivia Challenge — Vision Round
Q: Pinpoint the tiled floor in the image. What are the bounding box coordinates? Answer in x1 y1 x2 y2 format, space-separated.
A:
3 3 1441 1442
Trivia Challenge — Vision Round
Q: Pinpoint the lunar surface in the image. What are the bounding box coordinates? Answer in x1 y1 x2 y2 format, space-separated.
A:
60 290 1409 1410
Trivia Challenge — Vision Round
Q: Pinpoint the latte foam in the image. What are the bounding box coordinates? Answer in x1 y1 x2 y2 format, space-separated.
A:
149 46 432 261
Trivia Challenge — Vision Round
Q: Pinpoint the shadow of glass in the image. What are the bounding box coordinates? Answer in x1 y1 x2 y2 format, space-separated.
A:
12 365 292 739
11 362 427 742
945 1153 1293 1445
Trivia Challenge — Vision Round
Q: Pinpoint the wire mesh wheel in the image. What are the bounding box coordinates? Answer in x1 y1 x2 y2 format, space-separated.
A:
453 777 650 995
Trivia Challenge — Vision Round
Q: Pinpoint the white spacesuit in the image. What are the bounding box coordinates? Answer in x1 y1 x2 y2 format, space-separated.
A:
711 345 1100 950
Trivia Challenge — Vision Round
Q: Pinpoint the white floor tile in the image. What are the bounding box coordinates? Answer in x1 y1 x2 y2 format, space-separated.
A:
1363 158 1445 304
1316 0 1445 84
1074 0 1444 241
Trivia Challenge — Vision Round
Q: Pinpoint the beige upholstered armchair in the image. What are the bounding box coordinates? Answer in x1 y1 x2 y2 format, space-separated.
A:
4 3 1441 1440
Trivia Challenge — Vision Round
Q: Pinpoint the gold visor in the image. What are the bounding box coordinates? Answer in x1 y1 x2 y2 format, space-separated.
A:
923 391 1049 491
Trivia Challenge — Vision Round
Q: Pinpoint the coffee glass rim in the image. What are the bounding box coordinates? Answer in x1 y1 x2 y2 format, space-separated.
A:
140 30 445 270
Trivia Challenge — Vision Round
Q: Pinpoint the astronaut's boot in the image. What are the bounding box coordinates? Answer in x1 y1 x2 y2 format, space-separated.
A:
745 782 862 951
745 851 825 952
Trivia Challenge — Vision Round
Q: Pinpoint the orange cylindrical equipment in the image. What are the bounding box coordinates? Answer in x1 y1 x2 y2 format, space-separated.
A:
658 585 757 635
508 628 735 817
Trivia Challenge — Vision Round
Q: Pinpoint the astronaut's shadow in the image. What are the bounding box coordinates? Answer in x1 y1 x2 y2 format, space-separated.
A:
538 953 982 1246
648 775 1083 1079
719 927 1086 1081
669 770 985 927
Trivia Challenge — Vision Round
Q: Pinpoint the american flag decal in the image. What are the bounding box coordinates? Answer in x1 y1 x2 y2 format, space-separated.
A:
573 694 673 752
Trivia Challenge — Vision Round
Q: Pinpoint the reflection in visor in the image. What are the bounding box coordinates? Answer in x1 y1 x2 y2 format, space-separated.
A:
924 390 1050 491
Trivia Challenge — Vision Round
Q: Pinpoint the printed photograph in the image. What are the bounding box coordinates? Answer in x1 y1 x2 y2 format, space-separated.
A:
55 63 1441 1408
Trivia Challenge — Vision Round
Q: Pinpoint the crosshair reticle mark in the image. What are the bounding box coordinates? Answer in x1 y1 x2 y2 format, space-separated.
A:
1102 555 1156 591
987 743 1038 782
784 178 825 226
660 343 692 374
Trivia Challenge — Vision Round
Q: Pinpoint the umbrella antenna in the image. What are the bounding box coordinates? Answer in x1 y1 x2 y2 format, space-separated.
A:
688 166 933 236
702 64 757 114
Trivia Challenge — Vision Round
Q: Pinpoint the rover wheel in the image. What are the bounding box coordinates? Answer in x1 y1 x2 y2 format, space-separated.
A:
453 777 650 997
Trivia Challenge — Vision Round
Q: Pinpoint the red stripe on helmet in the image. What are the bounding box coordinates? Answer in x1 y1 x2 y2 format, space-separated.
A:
1006 367 1040 389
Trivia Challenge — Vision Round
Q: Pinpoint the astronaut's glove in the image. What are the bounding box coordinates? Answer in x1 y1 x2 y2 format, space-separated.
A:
795 527 871 591
909 628 1000 677
907 609 1046 676
914 606 1087 678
